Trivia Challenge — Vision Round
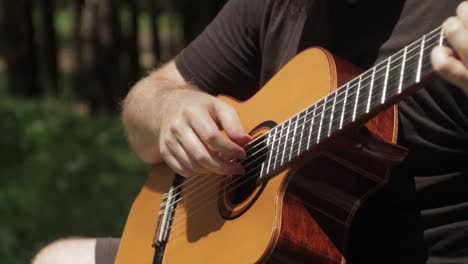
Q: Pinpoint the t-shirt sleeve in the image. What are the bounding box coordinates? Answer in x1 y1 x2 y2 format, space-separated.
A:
174 0 264 99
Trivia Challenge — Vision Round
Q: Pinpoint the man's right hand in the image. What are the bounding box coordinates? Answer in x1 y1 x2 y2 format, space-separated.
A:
158 88 251 177
122 60 251 178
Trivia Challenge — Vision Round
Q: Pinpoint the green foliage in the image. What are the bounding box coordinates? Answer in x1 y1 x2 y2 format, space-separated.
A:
55 8 73 48
0 98 148 263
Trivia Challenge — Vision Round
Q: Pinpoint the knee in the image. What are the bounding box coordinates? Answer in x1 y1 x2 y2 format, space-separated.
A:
32 238 96 264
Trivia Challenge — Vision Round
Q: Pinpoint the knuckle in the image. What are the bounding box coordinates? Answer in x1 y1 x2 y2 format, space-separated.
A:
204 130 219 143
457 2 468 17
194 151 210 163
190 162 204 173
434 60 450 74
162 136 173 148
452 67 466 79
444 17 461 39
182 107 194 119
181 170 196 178
169 120 183 135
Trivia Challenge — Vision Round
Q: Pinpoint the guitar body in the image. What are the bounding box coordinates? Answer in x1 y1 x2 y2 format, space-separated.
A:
116 47 406 264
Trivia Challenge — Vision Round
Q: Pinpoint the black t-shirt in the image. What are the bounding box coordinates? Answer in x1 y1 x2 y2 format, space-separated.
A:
175 0 468 263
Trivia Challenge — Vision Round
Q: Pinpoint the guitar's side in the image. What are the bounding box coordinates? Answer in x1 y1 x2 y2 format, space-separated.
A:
115 47 401 264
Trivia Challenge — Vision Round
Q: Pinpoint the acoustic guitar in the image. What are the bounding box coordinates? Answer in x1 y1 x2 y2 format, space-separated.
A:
115 25 446 263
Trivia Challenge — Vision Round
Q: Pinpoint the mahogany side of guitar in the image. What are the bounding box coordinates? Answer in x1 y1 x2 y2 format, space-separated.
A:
115 47 401 264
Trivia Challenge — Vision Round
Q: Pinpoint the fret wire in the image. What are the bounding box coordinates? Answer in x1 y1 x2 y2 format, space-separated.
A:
340 83 350 129
317 98 327 143
382 57 391 104
265 128 274 175
289 115 299 162
366 67 376 113
306 104 317 150
352 75 362 121
328 92 337 137
439 28 444 46
273 124 283 170
416 34 426 83
280 120 291 165
297 111 307 156
259 162 265 179
398 46 408 94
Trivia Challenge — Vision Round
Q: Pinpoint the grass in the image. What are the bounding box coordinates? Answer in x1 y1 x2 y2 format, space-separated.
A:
0 97 148 263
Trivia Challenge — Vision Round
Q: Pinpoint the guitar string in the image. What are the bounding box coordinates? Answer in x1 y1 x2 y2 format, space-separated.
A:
166 58 435 237
159 27 444 211
161 40 443 221
166 60 437 244
162 39 440 217
161 29 445 207
160 26 443 203
161 25 443 203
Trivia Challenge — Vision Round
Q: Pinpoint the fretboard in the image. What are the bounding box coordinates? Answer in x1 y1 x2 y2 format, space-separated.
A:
256 25 447 179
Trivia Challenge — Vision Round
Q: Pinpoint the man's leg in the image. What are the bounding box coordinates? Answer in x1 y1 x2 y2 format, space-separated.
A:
33 237 120 264
32 238 96 264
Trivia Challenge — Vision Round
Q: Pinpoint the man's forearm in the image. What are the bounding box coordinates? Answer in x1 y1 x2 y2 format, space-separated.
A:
122 62 190 164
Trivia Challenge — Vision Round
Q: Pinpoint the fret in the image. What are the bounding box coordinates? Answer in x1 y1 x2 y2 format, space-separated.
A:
306 104 318 150
259 162 266 180
368 61 389 111
352 75 362 121
416 34 426 83
439 28 445 46
273 125 283 171
385 52 404 98
265 128 275 175
328 92 338 137
280 120 291 166
288 115 299 162
317 98 327 143
342 78 360 127
297 110 307 156
382 57 391 104
329 89 345 135
339 83 350 129
402 41 421 90
366 67 376 113
355 73 372 120
327 86 345 134
398 46 408 94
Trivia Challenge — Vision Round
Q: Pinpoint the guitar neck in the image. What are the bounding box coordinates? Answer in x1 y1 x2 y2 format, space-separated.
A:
256 25 447 180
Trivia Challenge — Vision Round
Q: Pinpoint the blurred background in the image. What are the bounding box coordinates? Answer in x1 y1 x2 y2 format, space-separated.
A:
0 0 225 262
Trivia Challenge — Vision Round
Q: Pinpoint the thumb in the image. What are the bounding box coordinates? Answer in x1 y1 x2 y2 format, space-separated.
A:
212 101 252 146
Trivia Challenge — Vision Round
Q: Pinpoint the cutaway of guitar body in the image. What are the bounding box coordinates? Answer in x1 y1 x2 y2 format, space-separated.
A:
115 47 407 264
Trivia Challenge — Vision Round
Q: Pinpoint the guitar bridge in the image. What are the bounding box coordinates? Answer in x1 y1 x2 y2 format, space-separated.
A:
153 175 184 249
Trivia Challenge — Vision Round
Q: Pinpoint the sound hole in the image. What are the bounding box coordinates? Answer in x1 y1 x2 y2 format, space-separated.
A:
220 135 269 219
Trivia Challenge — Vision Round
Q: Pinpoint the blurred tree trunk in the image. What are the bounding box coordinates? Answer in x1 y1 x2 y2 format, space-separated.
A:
75 0 123 113
124 0 140 84
75 0 99 111
1 0 41 97
72 0 84 99
40 0 59 95
147 0 161 64
96 0 123 112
